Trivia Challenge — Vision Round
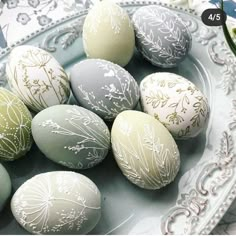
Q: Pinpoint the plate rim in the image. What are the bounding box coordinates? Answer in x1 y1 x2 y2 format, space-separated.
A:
0 1 236 235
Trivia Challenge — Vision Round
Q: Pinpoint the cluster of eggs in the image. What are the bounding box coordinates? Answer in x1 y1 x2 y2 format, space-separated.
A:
0 1 209 235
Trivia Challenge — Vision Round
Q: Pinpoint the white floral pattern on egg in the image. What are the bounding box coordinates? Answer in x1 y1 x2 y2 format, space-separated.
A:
140 72 209 139
132 5 192 68
82 0 135 67
11 171 101 235
111 110 180 190
70 59 140 121
32 105 110 169
6 45 70 112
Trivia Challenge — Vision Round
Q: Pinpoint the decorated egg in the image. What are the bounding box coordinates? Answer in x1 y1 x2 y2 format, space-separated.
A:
32 104 110 169
111 110 180 190
6 45 70 112
0 88 32 161
140 72 209 139
82 0 135 67
132 5 192 68
11 171 101 234
70 59 140 121
0 164 11 211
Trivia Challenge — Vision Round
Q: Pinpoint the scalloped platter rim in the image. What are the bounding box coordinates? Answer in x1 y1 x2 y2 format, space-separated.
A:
0 1 236 235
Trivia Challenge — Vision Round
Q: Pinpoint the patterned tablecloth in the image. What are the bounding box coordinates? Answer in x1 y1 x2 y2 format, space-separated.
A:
0 0 236 234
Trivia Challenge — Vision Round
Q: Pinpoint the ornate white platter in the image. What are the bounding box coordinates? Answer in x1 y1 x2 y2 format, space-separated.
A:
0 1 236 235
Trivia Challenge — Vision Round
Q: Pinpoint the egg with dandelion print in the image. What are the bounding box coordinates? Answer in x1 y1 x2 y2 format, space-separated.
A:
32 105 110 169
70 59 140 121
0 88 33 161
11 171 101 234
6 45 70 112
140 72 209 139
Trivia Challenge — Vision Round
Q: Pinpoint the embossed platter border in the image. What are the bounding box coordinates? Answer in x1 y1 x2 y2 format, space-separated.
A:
0 1 236 235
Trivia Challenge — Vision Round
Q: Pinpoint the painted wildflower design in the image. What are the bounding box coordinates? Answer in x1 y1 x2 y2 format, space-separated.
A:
39 107 110 169
77 60 139 121
12 172 101 234
6 47 70 112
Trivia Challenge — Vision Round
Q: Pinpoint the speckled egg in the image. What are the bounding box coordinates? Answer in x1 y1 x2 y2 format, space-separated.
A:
0 164 11 211
111 110 180 190
132 5 192 68
70 59 140 121
0 88 33 161
83 0 135 67
11 171 101 234
32 105 110 169
6 45 70 112
140 72 209 139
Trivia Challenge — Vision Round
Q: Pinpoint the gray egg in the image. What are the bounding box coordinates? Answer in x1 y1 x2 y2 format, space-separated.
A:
0 164 11 211
132 5 192 68
70 59 140 121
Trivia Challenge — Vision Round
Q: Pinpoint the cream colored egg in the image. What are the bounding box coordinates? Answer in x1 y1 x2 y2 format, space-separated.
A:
140 72 209 139
82 0 135 67
11 171 101 234
6 45 70 112
111 110 180 190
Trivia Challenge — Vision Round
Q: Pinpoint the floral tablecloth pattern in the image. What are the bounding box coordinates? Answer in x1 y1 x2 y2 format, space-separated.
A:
0 0 236 234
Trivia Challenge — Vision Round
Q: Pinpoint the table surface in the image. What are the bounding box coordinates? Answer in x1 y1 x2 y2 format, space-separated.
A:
0 0 236 235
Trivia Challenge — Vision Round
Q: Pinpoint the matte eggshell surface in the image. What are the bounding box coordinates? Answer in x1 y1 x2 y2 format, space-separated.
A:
6 45 70 112
132 5 192 68
11 171 101 234
83 0 135 67
0 88 32 161
111 110 180 190
70 59 140 121
0 164 11 211
32 105 110 169
140 72 209 139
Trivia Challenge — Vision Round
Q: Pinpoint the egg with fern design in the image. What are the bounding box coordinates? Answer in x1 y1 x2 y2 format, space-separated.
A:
32 105 110 169
70 59 140 121
0 164 11 211
0 88 33 161
140 72 209 139
82 0 135 67
11 171 101 234
6 45 70 112
111 110 180 190
132 5 192 68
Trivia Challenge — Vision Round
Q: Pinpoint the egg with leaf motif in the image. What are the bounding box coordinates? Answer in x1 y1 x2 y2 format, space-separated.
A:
83 0 135 67
0 88 32 161
111 110 180 190
11 171 101 234
6 45 70 112
132 5 192 68
140 72 209 139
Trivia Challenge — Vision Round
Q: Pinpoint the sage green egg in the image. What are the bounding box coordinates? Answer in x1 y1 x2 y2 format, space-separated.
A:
82 0 135 67
111 110 180 190
32 105 110 169
0 164 11 211
11 171 101 234
0 88 33 161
